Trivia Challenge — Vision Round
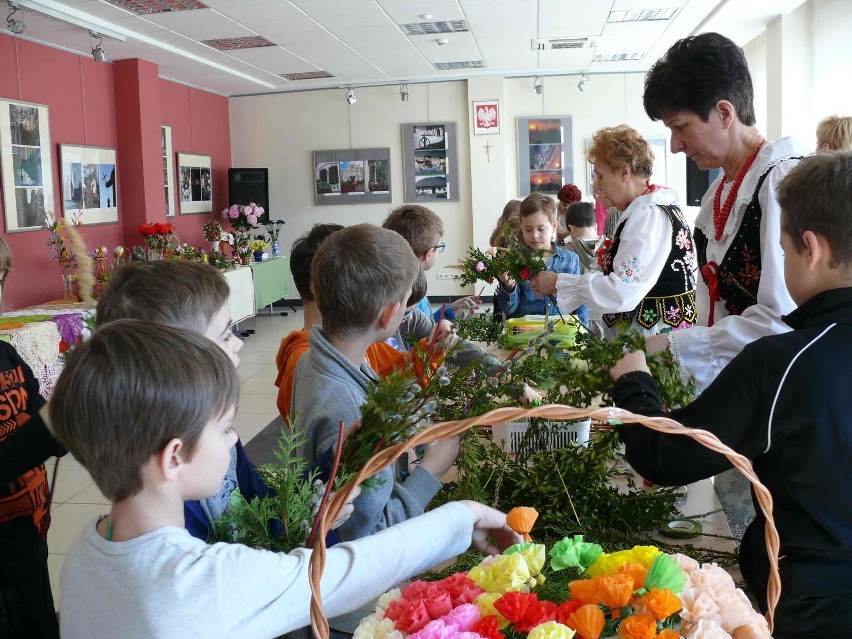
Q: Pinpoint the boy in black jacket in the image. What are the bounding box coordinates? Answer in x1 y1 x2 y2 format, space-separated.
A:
609 151 852 638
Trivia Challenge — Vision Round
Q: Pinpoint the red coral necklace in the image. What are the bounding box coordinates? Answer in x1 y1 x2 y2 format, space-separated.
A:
712 140 764 241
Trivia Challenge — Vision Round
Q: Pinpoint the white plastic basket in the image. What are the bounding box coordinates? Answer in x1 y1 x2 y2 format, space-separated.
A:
491 418 591 454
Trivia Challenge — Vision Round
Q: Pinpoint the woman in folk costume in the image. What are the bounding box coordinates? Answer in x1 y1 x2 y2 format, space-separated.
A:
532 124 697 338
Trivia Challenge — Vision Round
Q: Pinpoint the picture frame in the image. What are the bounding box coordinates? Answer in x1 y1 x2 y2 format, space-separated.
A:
176 152 212 214
516 116 573 197
313 148 391 206
472 100 501 135
60 144 119 225
162 125 175 217
0 99 55 232
401 122 459 203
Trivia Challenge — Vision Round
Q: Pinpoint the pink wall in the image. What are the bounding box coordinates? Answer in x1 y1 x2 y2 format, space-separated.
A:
0 32 231 309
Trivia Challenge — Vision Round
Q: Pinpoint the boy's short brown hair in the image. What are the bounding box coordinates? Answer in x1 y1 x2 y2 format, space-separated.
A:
383 204 444 257
519 192 557 224
777 151 852 269
565 201 596 229
312 224 420 338
291 223 344 301
586 125 654 179
407 267 427 308
816 115 852 151
96 261 229 333
50 320 239 502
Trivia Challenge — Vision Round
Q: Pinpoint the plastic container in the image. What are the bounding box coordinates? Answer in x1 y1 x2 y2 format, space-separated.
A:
502 314 583 348
491 418 591 454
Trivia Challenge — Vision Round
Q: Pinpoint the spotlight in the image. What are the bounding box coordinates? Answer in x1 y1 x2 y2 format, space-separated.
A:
533 76 543 95
90 31 107 63
345 88 356 105
577 73 589 93
399 83 409 102
6 2 24 35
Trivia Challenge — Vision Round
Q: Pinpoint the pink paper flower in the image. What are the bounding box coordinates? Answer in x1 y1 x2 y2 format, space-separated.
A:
679 589 722 626
441 604 480 632
475 261 486 272
683 618 731 639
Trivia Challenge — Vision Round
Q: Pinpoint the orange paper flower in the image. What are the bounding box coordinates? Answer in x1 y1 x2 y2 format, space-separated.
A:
616 613 657 639
566 604 605 639
616 562 648 592
656 630 680 639
568 579 599 605
506 507 539 542
641 589 682 621
595 573 634 609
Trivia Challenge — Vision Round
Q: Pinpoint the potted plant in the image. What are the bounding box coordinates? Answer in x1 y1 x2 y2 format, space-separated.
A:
250 237 269 262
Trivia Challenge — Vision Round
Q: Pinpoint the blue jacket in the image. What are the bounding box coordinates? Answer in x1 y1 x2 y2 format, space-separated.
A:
496 244 588 325
413 296 455 322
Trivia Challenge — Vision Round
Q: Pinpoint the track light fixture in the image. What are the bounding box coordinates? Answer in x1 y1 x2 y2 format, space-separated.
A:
577 73 590 93
345 88 356 105
533 76 543 95
90 30 106 63
399 83 409 102
6 2 24 35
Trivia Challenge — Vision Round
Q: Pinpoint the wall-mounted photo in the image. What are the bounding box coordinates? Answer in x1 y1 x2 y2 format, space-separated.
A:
0 99 55 232
313 148 392 206
401 122 459 203
177 152 213 214
517 116 573 197
162 126 175 217
60 145 118 225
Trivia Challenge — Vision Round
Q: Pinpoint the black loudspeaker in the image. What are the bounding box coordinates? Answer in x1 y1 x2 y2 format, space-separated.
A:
228 168 269 223
685 157 723 206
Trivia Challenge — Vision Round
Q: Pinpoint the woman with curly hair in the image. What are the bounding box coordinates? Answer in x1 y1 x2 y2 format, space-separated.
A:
555 183 582 243
532 124 697 337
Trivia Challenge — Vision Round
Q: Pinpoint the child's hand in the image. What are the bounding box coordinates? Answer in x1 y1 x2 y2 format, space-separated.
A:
459 501 524 555
329 486 362 530
530 271 557 297
609 350 650 381
449 296 480 318
419 435 460 479
497 272 516 291
520 384 542 404
430 319 454 344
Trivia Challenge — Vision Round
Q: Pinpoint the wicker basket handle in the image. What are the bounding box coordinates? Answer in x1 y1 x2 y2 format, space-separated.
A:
307 404 780 638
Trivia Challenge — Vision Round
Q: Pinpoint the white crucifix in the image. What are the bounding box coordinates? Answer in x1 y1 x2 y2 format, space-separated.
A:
483 141 493 163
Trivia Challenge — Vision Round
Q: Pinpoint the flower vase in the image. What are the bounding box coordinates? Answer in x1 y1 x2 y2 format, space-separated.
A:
240 255 251 266
148 248 164 261
61 273 75 301
253 251 264 263
271 240 280 258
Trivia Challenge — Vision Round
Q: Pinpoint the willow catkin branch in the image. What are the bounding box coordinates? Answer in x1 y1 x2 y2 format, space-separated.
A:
307 404 781 638
64 222 94 306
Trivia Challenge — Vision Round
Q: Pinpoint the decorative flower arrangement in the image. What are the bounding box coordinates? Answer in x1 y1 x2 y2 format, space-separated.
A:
44 210 81 276
354 534 769 639
453 229 547 288
222 203 264 230
265 219 285 241
249 238 269 253
138 222 174 257
232 228 252 257
203 219 224 242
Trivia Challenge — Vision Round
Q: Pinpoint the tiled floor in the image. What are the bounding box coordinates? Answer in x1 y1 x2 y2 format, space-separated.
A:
45 308 305 609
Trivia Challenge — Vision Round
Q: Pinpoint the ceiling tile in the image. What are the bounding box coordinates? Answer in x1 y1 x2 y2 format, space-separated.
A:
144 8 255 40
538 0 609 39
339 25 410 49
376 0 463 25
408 32 481 63
226 46 315 74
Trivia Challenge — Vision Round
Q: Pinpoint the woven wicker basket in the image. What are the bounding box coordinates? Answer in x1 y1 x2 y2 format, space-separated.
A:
307 405 781 638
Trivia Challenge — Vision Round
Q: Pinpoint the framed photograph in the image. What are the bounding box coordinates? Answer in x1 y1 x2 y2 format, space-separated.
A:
176 152 212 214
472 100 500 135
60 144 118 225
517 116 573 197
0 99 55 232
401 122 459 203
162 126 175 217
313 148 391 206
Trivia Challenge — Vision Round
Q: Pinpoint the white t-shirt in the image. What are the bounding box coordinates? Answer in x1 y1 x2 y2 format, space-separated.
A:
59 502 473 639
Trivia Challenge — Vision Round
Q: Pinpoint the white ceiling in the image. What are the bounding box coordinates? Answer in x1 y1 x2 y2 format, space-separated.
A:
2 0 809 96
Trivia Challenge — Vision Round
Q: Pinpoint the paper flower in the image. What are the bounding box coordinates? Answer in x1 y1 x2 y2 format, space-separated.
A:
506 507 539 542
641 554 686 595
616 613 658 639
476 261 486 272
565 604 605 639
641 588 683 621
527 621 575 639
549 535 603 574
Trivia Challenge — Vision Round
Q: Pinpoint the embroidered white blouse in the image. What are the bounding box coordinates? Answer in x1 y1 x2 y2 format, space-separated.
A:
554 187 690 335
668 136 812 392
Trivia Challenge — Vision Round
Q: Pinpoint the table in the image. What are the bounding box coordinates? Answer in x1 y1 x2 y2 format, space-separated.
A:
248 256 291 312
0 301 92 398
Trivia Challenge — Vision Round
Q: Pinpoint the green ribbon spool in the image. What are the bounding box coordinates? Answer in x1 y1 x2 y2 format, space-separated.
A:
660 519 703 539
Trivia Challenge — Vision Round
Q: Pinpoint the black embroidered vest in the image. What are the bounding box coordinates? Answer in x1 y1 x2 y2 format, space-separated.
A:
601 204 698 329
694 166 783 317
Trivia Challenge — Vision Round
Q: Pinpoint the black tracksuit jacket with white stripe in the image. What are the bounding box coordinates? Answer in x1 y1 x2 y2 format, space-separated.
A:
613 286 852 638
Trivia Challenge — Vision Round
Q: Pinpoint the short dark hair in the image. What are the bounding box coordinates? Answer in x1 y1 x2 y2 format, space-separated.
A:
565 201 595 229
50 320 239 502
97 261 228 333
383 205 444 257
519 192 557 223
407 267 427 308
777 151 852 269
643 32 756 126
291 224 344 301
312 224 420 338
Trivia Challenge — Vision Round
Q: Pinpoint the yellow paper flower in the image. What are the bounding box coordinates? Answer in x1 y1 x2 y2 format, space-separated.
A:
586 546 662 578
527 621 576 639
473 592 509 629
469 553 532 594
